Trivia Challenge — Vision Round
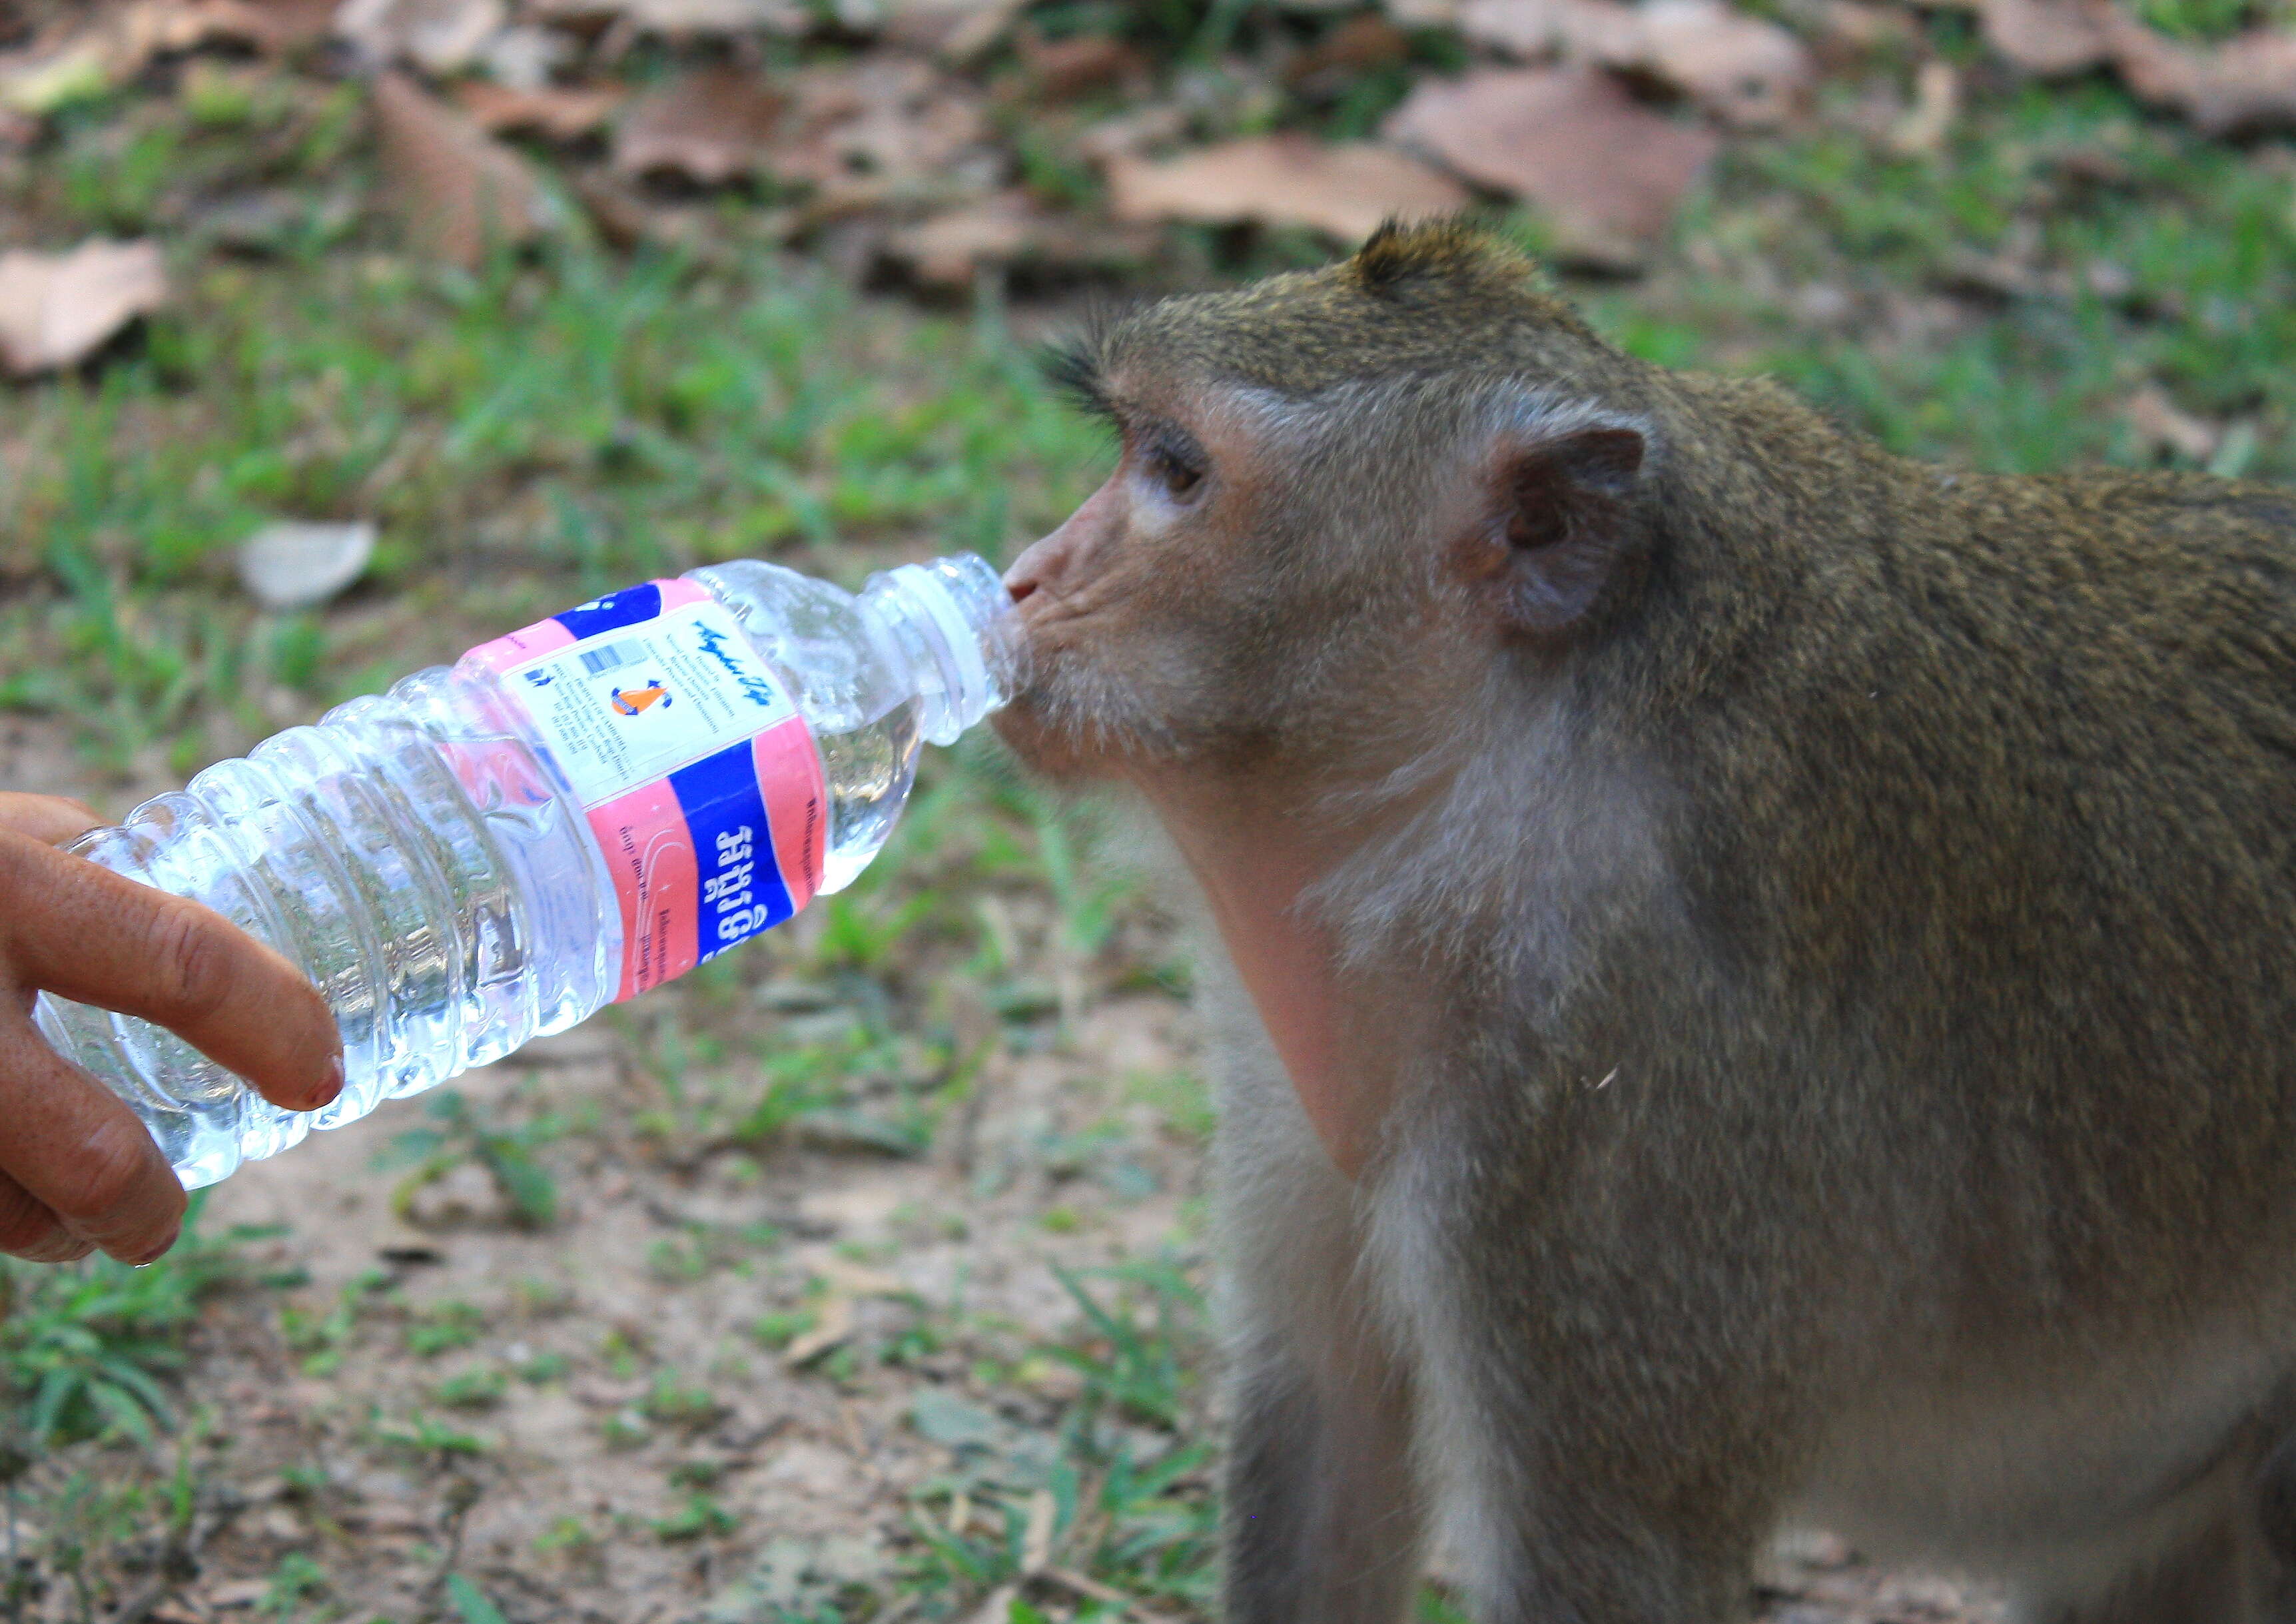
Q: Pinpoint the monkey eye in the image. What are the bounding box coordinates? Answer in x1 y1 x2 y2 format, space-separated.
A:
1142 440 1206 502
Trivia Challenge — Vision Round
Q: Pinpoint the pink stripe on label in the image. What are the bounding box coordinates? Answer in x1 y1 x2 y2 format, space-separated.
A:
587 781 702 1002
464 617 577 674
455 576 825 1005
754 715 826 913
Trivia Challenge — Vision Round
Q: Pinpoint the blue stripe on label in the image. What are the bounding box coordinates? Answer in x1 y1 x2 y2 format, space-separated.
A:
669 741 795 961
554 582 663 640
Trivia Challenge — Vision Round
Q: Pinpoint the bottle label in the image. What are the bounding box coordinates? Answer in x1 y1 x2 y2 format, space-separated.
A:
464 579 825 1002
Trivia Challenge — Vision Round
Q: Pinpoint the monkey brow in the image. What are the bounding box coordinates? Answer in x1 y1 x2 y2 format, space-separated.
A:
1039 336 1116 425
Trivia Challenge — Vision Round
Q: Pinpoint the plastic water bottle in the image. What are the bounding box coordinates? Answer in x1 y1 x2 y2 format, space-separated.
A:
33 554 1022 1189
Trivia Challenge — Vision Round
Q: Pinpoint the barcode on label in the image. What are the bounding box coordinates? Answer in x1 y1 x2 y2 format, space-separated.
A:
579 637 647 677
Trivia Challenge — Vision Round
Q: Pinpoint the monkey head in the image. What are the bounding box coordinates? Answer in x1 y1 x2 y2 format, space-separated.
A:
995 220 1665 796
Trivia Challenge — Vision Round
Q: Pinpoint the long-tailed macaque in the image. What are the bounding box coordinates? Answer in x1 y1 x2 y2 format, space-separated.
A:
993 220 2296 1624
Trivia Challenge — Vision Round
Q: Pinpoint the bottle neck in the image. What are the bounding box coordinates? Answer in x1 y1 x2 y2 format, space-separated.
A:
857 555 1024 746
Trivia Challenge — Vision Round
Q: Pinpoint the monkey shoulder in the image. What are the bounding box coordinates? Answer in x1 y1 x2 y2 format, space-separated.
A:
1946 469 2296 637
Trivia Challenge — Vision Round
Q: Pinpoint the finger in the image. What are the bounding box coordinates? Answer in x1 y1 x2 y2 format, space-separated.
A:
0 793 101 847
0 1024 183 1264
0 1166 94 1264
0 831 342 1113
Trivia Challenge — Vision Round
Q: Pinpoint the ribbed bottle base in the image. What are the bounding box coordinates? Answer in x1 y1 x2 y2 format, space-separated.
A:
35 667 617 1187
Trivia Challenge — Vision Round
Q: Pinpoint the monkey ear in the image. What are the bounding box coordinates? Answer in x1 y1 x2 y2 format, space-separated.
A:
1484 422 1647 638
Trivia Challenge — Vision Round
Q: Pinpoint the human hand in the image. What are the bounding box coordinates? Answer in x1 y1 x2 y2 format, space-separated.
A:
0 793 340 1265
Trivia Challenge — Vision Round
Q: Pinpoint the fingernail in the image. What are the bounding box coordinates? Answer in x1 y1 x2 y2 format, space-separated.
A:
310 1052 344 1110
130 1226 179 1267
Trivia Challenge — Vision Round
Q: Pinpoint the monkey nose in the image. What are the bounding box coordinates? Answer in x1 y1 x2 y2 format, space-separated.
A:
1003 529 1070 606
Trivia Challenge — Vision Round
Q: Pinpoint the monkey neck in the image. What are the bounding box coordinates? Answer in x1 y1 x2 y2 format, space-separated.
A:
1137 775 1411 1180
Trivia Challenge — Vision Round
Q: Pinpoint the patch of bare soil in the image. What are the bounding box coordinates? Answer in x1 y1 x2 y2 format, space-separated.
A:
173 986 1199 1621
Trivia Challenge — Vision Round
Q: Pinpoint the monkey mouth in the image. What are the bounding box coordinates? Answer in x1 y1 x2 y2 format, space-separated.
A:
990 646 1180 779
990 649 1081 755
990 697 1104 780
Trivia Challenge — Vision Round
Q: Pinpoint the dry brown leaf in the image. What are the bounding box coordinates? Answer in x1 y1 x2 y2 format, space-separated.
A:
2123 384 2220 461
612 65 784 183
771 59 991 208
1106 134 1469 242
0 1 322 115
1818 0 1916 54
0 239 168 376
569 170 658 248
1385 66 1717 262
456 79 625 141
0 238 168 377
1956 0 2296 130
888 194 1040 283
524 0 807 33
779 1262 910 1370
334 0 506 73
1287 13 1413 87
783 1294 857 1366
879 0 1030 57
566 170 715 249
1016 29 1147 99
373 71 552 266
121 0 329 59
1457 0 1648 61
2101 8 2296 133
1978 0 2109 74
1076 101 1189 164
238 0 341 51
885 190 1153 283
575 169 792 254
1457 0 1810 126
1638 0 1814 125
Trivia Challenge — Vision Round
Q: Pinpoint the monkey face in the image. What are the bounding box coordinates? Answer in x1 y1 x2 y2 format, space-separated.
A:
995 378 1657 796
995 226 1671 792
993 374 1297 781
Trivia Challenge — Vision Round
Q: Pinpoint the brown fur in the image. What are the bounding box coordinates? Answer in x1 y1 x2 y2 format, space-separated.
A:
998 220 2296 1623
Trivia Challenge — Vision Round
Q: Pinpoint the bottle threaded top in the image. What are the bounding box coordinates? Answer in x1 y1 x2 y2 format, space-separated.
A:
863 553 1025 745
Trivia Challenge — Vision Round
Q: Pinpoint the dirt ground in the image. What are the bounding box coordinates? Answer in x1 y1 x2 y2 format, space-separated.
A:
179 993 2008 1624
191 993 1200 1623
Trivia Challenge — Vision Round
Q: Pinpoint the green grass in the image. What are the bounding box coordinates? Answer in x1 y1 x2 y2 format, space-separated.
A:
404 1300 486 1358
0 1212 306 1623
1580 78 2296 483
886 1262 1218 1623
381 1086 564 1228
5 81 2291 795
0 242 1108 777
0 1198 275 1450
